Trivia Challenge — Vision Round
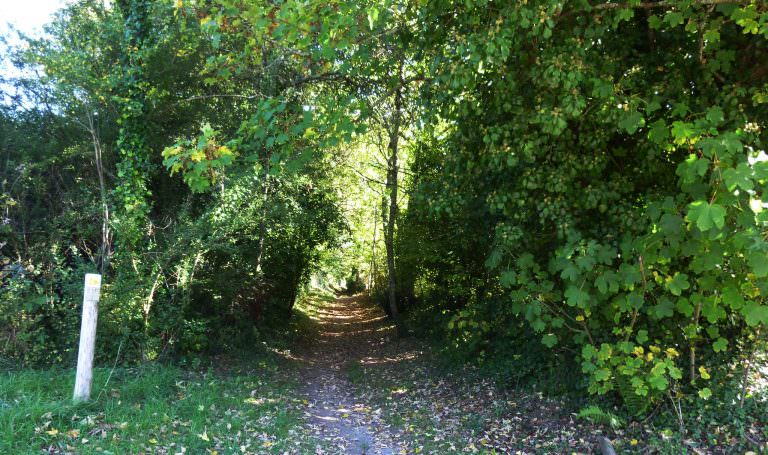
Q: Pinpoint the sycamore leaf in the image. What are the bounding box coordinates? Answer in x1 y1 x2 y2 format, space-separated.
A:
686 201 726 232
619 111 645 134
565 286 590 308
744 302 768 326
712 338 728 352
748 252 768 277
705 106 724 125
722 163 754 191
665 273 690 296
541 333 558 348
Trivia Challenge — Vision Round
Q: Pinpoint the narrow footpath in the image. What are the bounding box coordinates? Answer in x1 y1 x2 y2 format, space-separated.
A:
292 293 597 454
296 295 408 454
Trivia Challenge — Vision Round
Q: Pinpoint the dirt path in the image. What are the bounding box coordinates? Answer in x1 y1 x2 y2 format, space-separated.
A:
296 295 412 455
291 293 599 454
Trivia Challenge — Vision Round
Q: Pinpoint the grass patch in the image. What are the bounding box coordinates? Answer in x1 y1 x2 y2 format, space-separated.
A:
0 354 319 454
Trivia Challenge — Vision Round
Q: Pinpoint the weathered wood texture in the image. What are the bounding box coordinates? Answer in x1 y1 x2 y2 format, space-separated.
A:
598 436 617 455
73 274 101 402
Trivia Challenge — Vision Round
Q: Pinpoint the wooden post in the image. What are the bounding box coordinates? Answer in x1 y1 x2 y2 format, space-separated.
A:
73 273 101 402
598 436 617 455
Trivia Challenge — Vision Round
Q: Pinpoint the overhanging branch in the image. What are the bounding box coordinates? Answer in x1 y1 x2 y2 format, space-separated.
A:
592 0 752 10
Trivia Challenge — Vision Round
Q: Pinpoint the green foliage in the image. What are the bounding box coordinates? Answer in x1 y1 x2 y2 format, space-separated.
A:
615 374 650 416
393 0 768 416
0 105 106 364
0 0 346 365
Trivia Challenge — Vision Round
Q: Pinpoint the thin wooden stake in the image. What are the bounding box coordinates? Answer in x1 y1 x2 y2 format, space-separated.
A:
598 436 617 455
73 273 101 402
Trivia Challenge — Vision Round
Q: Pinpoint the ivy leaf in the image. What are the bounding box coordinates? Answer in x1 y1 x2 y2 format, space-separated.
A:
698 387 712 399
686 201 726 232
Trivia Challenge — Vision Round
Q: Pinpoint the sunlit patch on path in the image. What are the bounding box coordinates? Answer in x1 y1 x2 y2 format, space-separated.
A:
296 294 410 454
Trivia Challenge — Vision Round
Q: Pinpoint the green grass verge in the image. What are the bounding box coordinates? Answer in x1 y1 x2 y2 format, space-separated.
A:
0 355 319 454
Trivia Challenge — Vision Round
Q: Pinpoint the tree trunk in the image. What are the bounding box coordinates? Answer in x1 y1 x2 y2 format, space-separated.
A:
87 111 110 275
369 206 378 290
383 84 403 319
255 162 270 273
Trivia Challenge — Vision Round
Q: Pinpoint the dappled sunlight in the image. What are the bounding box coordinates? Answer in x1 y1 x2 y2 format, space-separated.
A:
315 316 389 326
319 324 396 337
315 313 378 322
360 350 422 365
244 397 280 405
265 346 315 364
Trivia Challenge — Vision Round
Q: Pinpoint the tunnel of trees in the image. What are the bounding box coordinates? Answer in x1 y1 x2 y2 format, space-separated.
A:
1 0 767 420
